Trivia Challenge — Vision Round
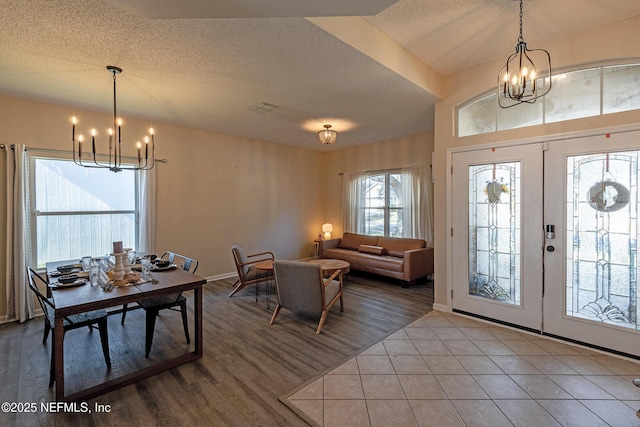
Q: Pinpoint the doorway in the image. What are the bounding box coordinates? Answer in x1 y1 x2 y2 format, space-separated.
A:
451 131 640 357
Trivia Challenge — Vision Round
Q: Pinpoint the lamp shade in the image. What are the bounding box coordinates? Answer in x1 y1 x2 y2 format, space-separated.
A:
318 125 337 145
322 223 333 239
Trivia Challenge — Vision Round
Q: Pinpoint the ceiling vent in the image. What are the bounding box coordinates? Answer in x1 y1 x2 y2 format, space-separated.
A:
248 102 278 113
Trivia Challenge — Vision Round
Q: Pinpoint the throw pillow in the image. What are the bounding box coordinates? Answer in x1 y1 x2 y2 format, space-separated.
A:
358 244 386 255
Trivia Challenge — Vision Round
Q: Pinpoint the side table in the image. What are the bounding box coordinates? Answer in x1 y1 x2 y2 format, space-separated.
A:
254 260 274 308
313 239 323 259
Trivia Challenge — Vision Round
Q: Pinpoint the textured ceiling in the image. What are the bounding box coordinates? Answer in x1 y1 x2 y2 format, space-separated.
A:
1 0 639 151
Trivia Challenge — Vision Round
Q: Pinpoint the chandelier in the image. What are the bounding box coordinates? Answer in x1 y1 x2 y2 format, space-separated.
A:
318 124 337 145
71 66 155 172
497 0 551 108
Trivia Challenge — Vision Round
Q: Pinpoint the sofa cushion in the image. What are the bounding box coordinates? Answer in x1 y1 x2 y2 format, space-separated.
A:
338 232 379 251
377 236 426 257
358 244 386 256
355 253 404 272
322 248 361 265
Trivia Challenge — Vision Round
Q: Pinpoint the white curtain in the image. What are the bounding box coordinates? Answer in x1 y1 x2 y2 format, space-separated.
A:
4 144 34 323
402 165 434 245
138 167 157 256
342 171 366 234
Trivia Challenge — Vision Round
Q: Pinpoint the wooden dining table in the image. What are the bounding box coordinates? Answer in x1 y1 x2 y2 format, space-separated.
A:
46 260 206 402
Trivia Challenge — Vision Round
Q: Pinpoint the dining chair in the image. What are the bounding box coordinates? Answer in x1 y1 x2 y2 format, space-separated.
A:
27 267 111 387
270 260 344 334
29 268 58 343
121 251 197 357
229 243 275 297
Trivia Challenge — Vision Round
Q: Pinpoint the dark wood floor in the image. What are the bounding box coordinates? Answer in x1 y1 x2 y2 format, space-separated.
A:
0 272 433 426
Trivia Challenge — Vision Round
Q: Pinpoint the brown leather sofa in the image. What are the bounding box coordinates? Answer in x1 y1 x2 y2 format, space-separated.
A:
318 232 434 284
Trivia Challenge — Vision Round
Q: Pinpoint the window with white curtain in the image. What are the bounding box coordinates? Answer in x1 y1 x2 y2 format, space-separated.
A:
30 157 139 268
343 166 433 243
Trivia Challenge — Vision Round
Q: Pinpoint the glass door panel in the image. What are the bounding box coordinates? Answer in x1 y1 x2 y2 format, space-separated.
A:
468 162 520 306
566 152 638 327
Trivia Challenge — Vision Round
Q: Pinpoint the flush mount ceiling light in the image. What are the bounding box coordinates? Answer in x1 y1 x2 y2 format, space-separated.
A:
497 0 551 108
318 124 337 145
71 66 156 172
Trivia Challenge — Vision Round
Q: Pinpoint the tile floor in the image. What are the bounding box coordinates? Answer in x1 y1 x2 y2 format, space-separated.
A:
285 310 640 426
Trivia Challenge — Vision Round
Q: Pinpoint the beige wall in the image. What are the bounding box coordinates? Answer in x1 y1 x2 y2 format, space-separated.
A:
0 96 434 321
0 95 326 319
321 133 434 238
433 16 640 310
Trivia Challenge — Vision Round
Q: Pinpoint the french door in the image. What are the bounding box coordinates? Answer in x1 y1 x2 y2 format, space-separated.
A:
451 144 544 331
452 131 640 357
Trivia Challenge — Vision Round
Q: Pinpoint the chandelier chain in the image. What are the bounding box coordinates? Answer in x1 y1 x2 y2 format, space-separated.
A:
518 0 524 42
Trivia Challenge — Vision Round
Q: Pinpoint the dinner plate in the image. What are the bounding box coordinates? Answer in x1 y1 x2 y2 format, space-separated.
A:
151 264 177 272
57 264 80 273
51 268 81 276
58 274 80 284
51 278 87 288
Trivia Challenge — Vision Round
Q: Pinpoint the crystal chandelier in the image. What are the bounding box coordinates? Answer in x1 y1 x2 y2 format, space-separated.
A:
497 0 551 108
71 66 155 172
318 124 337 145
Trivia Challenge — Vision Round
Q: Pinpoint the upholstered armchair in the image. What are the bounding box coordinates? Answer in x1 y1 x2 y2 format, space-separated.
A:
270 260 344 334
229 243 275 297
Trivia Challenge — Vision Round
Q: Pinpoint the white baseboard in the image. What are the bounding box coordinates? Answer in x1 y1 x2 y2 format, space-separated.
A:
204 272 237 283
0 308 44 325
432 303 451 313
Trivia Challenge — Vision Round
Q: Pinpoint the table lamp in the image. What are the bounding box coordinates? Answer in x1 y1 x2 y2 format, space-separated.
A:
322 223 333 240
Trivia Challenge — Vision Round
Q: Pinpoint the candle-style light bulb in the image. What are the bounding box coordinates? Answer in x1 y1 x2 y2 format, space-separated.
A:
117 118 122 145
144 135 149 159
91 129 96 154
108 128 113 149
136 142 141 163
78 135 84 158
531 70 537 92
72 116 77 142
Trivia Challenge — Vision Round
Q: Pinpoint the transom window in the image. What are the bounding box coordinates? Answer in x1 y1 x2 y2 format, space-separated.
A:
30 157 138 267
363 172 403 237
458 63 640 137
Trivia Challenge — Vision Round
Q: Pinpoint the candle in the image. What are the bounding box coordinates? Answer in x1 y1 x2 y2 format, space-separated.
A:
149 128 155 150
91 129 96 154
113 241 123 253
108 128 113 150
72 116 77 142
117 118 122 144
137 142 141 164
144 136 149 160
78 135 83 158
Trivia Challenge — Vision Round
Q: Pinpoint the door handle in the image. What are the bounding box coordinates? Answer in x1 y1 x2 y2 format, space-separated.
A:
546 245 555 252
